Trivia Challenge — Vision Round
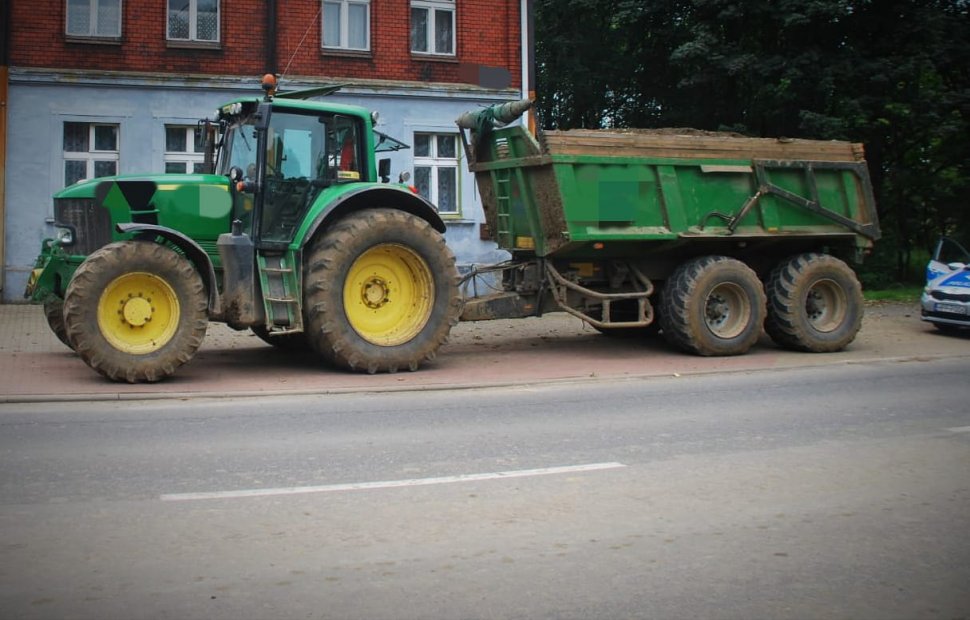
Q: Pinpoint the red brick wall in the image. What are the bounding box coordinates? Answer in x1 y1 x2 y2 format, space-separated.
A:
10 1 521 88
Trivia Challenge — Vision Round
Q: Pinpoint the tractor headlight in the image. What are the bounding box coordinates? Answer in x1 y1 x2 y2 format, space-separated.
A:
55 225 75 247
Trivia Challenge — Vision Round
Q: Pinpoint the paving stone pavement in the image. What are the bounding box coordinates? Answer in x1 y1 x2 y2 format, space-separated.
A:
0 301 966 403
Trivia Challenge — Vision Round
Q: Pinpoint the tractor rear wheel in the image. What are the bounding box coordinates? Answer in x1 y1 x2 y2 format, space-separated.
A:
43 296 73 349
63 241 208 383
660 256 766 356
303 209 461 373
765 253 863 352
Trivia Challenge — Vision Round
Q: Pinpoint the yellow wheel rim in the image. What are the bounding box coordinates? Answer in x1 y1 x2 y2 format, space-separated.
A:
97 272 180 354
344 244 434 346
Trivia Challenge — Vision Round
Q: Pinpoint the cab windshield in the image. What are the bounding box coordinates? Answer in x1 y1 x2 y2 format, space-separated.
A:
218 117 259 179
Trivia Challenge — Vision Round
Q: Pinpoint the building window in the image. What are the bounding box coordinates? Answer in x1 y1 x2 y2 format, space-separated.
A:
164 126 206 174
167 0 219 43
413 133 459 215
63 122 119 186
66 0 122 38
410 0 455 56
322 0 370 51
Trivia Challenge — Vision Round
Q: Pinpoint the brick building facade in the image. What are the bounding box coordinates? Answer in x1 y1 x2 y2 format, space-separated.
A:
0 0 531 300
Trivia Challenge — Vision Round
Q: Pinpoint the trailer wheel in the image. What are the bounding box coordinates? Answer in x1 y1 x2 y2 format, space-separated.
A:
63 241 208 383
660 256 766 356
304 208 461 373
43 296 73 349
765 253 863 352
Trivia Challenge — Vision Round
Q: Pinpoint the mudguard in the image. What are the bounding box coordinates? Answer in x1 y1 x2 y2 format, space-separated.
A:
116 223 221 312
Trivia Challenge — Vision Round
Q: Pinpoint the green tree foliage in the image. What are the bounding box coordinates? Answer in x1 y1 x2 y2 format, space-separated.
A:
535 0 970 283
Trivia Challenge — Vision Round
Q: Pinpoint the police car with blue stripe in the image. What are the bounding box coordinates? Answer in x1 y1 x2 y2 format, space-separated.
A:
921 237 970 332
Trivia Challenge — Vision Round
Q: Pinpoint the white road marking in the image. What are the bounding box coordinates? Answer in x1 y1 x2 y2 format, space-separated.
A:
946 426 970 434
160 462 627 502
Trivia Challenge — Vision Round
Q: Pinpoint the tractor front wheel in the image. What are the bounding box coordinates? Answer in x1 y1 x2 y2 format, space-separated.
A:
43 296 73 349
303 209 461 373
63 241 208 383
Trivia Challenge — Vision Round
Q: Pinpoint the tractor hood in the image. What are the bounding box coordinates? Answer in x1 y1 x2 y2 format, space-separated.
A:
54 174 234 246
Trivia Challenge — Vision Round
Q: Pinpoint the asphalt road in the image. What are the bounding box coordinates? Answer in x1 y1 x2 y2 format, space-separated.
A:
1 357 969 619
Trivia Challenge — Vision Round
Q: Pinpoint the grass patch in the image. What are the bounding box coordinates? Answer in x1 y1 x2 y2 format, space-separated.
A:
863 286 923 303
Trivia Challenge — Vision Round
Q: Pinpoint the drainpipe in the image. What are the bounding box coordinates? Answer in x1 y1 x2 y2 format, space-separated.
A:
520 0 535 134
0 0 10 294
266 0 278 74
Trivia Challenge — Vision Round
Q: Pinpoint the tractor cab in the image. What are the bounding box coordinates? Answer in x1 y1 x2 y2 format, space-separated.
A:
215 97 372 249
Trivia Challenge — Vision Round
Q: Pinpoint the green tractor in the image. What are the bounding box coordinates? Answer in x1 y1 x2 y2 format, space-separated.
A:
25 77 461 383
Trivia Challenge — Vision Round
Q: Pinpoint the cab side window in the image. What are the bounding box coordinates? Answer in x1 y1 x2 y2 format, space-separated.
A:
330 116 361 181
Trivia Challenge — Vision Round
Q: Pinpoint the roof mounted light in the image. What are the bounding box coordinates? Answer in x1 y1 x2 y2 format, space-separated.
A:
262 73 278 99
221 102 245 116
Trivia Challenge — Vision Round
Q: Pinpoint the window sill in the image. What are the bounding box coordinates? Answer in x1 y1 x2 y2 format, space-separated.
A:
411 53 458 63
441 216 473 224
65 35 122 46
166 40 222 51
321 48 372 59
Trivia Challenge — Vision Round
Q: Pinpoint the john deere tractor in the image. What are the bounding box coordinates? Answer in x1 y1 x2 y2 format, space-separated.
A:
25 77 461 383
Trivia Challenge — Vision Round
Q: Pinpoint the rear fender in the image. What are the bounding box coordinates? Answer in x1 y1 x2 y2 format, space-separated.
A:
117 223 220 312
299 185 446 249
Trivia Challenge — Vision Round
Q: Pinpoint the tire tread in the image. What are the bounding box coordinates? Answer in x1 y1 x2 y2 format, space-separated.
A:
63 241 208 383
303 209 461 373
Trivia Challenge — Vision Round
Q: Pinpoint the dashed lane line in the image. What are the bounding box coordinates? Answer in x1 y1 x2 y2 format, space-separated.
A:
160 462 628 502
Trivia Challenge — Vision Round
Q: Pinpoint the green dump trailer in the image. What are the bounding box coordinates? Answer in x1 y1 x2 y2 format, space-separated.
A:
457 101 881 356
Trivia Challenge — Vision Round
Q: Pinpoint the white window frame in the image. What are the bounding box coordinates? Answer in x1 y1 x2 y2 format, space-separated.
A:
163 125 206 174
65 0 122 38
413 132 460 216
167 0 220 43
410 0 456 56
322 0 371 51
63 122 120 187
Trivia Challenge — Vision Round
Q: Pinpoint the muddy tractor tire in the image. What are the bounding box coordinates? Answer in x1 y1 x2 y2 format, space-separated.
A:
764 252 863 352
660 255 767 356
62 241 209 383
303 208 461 373
43 296 73 349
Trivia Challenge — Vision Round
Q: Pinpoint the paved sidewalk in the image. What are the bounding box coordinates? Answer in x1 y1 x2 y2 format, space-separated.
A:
0 301 966 403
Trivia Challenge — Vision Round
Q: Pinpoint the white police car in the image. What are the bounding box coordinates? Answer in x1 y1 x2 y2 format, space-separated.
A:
921 237 970 332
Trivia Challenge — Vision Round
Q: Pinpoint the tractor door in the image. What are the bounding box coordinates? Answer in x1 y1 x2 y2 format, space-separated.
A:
258 111 323 246
256 112 360 247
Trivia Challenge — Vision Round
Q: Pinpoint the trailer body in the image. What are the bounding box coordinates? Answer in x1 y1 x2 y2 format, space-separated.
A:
458 103 880 356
